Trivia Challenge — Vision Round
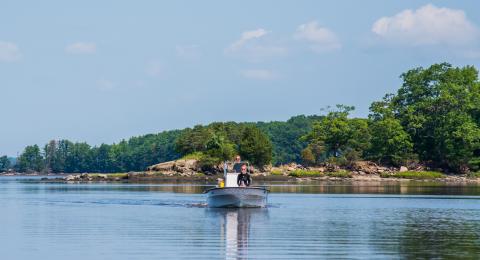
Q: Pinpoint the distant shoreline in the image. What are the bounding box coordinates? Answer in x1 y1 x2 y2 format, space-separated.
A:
3 171 479 184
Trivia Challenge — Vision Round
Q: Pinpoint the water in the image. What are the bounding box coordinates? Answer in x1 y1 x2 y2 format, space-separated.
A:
1 177 480 259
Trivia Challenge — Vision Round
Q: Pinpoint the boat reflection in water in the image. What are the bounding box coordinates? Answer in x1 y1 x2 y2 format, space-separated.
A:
207 208 268 260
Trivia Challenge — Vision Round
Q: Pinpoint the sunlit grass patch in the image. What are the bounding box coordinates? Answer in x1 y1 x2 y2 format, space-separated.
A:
288 170 324 177
326 170 353 178
181 152 205 160
381 171 444 179
270 169 284 175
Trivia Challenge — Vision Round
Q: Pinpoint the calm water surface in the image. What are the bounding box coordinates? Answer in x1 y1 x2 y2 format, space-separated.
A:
1 176 480 259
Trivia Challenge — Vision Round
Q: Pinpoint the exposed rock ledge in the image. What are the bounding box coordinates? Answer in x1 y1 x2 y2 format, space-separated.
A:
147 159 201 175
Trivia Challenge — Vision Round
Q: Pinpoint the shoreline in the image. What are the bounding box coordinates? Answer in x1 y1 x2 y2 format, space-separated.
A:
3 171 480 184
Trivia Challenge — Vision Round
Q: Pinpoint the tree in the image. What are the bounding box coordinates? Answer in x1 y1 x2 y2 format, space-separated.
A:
43 140 57 173
0 156 10 172
303 105 370 164
305 106 352 157
257 115 321 165
238 125 273 167
375 63 480 172
368 117 414 166
16 145 44 172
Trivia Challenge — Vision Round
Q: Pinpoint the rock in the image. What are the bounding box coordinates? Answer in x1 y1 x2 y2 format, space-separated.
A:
399 166 408 172
148 159 201 175
350 161 385 174
65 174 80 181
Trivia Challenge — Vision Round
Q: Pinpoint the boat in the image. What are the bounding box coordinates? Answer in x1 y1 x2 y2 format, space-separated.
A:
205 162 268 208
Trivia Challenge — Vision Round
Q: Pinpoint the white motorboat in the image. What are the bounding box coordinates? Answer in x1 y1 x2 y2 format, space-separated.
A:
205 162 268 208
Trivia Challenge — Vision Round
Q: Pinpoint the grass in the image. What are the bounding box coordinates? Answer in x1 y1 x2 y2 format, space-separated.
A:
287 169 353 178
288 170 324 177
270 169 284 175
181 152 205 160
381 171 445 179
326 170 353 178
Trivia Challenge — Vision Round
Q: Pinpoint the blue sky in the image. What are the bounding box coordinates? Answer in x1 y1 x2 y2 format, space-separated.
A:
1 0 480 156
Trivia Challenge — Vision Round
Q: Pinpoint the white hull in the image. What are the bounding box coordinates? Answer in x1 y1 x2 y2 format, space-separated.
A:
206 187 268 208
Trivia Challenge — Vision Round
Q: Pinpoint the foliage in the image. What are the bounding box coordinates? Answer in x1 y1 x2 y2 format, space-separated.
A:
270 169 283 175
326 170 353 178
0 156 10 172
257 115 321 165
288 170 324 177
302 105 370 165
238 125 273 167
379 63 480 172
16 145 44 172
175 123 272 168
381 171 445 179
367 117 414 166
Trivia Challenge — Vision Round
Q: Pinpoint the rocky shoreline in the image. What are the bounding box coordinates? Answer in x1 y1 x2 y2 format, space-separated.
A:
4 159 480 184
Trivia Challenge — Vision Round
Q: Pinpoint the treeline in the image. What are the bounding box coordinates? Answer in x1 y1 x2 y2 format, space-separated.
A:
3 63 480 174
13 131 181 173
5 115 319 173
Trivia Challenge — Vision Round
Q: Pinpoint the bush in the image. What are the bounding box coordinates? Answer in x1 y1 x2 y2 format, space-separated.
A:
381 171 444 179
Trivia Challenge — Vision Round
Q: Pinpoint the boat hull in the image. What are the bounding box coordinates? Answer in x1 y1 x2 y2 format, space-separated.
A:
206 187 268 208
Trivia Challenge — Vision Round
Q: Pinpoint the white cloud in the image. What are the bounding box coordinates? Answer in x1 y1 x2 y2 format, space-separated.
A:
295 21 341 53
176 45 201 59
0 41 21 62
372 4 478 46
146 60 163 77
226 28 287 62
65 42 96 54
228 29 269 51
240 69 277 80
96 79 115 91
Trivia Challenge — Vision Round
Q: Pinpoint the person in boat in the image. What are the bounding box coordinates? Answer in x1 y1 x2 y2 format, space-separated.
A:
237 164 251 187
233 155 243 173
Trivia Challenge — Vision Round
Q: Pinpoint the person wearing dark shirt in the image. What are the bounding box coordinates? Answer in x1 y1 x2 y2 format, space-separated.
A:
237 164 251 187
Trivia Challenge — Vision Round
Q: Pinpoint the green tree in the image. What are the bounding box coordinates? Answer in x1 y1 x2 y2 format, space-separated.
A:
0 155 10 172
43 140 57 173
257 115 321 165
368 117 414 166
16 145 44 172
377 63 480 172
303 105 370 164
238 125 273 167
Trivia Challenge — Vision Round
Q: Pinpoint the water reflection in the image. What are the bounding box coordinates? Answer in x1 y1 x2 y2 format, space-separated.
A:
382 209 480 258
207 208 268 260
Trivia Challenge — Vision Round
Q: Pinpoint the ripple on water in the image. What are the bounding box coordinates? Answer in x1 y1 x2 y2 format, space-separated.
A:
1 180 480 259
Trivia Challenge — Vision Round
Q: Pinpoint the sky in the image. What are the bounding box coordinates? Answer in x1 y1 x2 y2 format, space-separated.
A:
1 0 480 156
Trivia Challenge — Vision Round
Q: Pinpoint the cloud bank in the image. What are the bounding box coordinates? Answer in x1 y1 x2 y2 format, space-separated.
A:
372 4 478 46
